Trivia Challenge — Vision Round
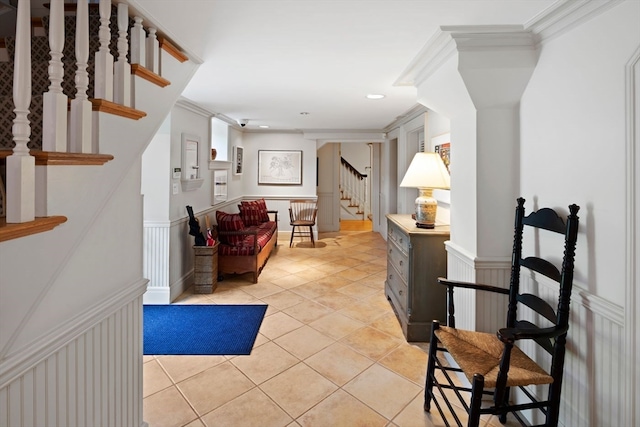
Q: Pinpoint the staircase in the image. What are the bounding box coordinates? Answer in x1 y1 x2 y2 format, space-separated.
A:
0 0 192 241
0 1 199 425
339 156 369 220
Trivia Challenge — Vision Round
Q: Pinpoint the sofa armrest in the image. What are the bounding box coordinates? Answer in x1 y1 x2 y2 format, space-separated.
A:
268 210 278 224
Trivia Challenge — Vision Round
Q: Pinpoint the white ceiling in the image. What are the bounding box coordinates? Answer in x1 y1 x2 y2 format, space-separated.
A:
134 0 555 132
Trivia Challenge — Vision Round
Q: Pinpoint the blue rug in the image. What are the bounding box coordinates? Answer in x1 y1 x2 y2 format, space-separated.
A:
143 304 268 355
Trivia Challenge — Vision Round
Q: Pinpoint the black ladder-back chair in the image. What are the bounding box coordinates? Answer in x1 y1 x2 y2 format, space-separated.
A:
424 197 580 427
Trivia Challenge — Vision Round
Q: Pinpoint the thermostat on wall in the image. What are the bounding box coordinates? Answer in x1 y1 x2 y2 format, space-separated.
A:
173 168 181 179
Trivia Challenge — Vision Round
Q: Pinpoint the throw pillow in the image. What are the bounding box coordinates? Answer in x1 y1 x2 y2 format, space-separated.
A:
215 211 246 246
239 198 270 226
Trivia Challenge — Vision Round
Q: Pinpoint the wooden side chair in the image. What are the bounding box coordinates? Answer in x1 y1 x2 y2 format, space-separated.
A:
424 197 580 427
288 199 318 247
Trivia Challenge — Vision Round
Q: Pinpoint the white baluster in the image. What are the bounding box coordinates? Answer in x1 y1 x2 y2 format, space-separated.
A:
94 0 114 101
7 0 35 223
146 27 159 74
113 3 131 106
42 0 67 152
130 16 146 66
69 0 92 153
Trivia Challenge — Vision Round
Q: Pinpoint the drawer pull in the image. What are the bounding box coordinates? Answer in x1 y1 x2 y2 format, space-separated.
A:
389 274 393 279
399 260 403 266
399 290 403 295
399 238 403 244
389 249 392 254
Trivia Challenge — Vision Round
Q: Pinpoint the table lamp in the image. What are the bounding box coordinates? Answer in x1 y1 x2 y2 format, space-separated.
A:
400 152 450 229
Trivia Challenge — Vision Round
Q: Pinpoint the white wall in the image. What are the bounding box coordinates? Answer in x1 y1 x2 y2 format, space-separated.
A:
521 1 638 306
340 142 370 174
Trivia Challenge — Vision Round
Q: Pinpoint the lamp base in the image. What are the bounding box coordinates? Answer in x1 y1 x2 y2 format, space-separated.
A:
415 222 435 229
414 188 437 229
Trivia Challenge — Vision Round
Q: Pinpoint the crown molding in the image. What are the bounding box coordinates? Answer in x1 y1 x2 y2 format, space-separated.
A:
175 97 214 117
524 0 624 45
303 130 386 143
395 25 534 89
383 103 429 133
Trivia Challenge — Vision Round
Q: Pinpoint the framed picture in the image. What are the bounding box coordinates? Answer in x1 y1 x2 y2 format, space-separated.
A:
258 150 302 185
233 146 244 175
212 169 228 204
432 132 451 173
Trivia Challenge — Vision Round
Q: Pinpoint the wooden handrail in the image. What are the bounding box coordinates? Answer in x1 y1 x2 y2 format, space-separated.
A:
341 157 367 180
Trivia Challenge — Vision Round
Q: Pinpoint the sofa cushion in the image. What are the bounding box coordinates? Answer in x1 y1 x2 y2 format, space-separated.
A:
218 238 258 256
239 198 270 226
215 211 246 246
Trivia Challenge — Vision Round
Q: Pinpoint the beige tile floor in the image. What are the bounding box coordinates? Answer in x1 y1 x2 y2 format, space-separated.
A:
143 230 520 427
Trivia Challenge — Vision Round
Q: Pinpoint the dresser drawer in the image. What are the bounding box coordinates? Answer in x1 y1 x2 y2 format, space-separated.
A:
386 263 408 313
387 221 410 254
387 240 409 282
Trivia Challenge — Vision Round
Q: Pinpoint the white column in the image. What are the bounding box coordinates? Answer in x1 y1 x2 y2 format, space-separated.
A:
130 16 146 66
146 27 159 74
42 0 67 152
69 0 92 153
113 3 131 106
93 0 114 101
6 0 35 223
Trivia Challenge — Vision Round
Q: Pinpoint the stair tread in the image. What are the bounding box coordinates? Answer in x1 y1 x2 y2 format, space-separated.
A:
0 216 68 242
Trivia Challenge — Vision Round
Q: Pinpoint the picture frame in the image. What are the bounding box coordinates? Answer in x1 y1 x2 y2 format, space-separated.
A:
212 169 228 204
432 132 451 173
233 146 244 175
258 150 303 185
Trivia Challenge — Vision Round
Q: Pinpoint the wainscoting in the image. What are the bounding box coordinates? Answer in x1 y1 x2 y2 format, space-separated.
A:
444 242 626 426
0 282 147 427
143 221 171 304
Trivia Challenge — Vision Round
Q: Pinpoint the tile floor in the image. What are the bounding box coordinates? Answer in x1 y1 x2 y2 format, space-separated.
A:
143 230 520 427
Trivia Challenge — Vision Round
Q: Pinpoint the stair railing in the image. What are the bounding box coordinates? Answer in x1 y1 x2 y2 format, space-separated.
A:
3 0 186 225
340 157 368 220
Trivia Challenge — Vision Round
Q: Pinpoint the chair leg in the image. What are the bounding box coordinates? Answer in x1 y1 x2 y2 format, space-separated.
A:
498 387 510 424
289 225 296 247
309 226 315 247
424 321 440 412
468 374 484 427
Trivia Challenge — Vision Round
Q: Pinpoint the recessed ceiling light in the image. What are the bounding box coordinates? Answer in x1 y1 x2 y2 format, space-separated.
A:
366 94 385 99
259 125 269 128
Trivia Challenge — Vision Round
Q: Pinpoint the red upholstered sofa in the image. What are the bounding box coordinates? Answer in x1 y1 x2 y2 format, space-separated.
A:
213 199 278 283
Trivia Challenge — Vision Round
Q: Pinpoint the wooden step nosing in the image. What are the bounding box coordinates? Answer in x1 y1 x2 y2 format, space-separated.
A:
0 150 114 166
131 64 171 87
90 98 147 120
0 216 68 243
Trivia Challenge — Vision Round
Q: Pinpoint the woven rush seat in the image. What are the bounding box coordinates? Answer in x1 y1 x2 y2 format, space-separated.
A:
435 326 553 388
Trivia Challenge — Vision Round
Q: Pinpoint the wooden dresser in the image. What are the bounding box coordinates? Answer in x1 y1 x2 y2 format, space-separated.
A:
385 214 449 341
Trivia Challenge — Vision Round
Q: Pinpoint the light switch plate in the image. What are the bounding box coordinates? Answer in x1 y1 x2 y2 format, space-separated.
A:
172 183 179 195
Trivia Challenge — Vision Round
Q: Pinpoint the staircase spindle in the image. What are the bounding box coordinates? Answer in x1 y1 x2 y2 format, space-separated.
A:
114 3 131 106
94 0 114 101
69 0 92 153
130 16 146 67
42 0 68 152
6 0 35 223
146 27 159 74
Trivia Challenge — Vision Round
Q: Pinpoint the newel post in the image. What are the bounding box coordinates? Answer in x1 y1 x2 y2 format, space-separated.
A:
6 0 35 223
